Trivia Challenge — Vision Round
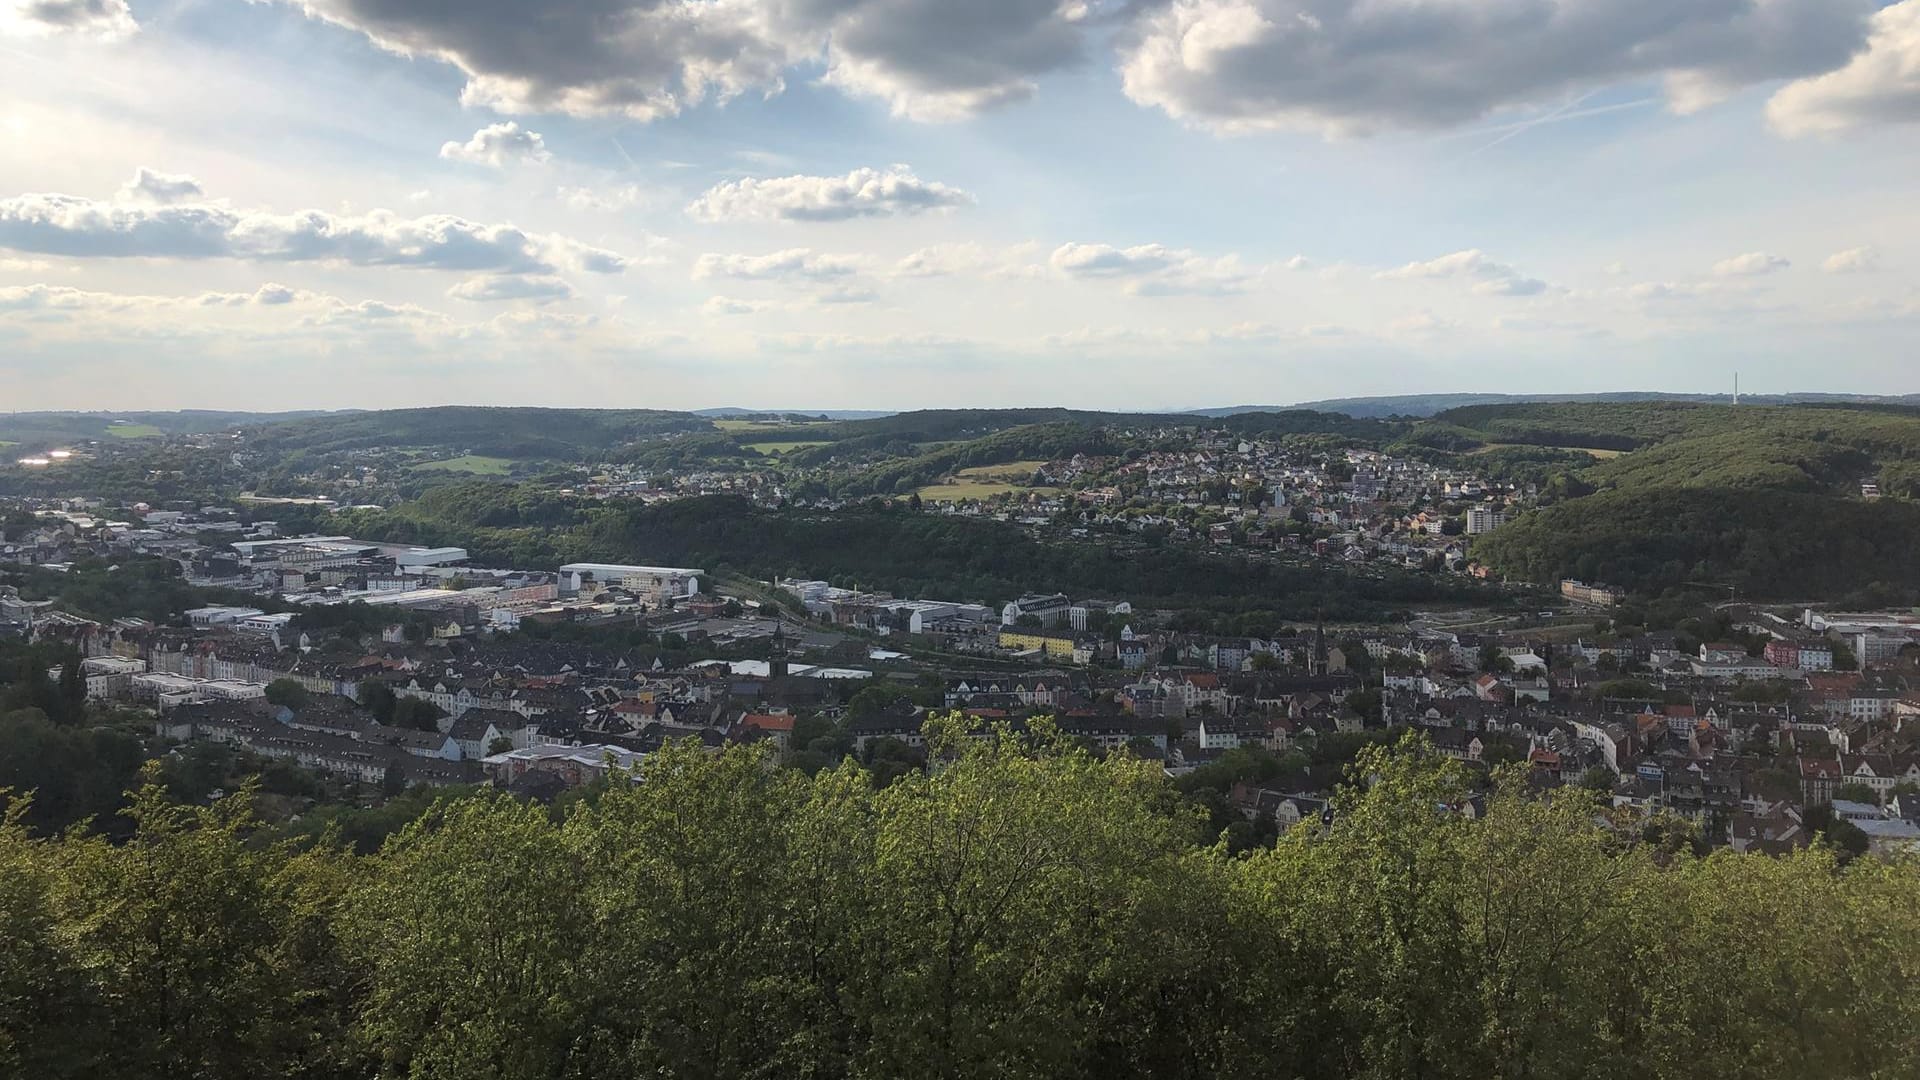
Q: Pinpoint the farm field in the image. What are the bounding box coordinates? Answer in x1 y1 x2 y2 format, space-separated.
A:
105 423 164 439
713 419 834 435
955 460 1050 481
917 462 1060 502
745 440 831 455
413 454 515 475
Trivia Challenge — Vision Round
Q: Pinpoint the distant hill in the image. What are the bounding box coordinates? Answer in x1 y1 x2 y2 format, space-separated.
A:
0 410 352 448
692 407 897 420
1195 392 1920 419
242 406 712 459
1441 401 1920 600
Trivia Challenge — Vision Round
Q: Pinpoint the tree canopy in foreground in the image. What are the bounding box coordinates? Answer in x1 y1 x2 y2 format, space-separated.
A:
2 725 1917 1079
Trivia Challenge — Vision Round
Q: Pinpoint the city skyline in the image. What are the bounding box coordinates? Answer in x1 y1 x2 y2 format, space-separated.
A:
3 0 1919 410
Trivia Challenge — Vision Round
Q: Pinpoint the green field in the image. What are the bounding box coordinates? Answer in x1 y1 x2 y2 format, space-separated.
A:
105 423 164 439
958 460 1050 481
714 419 833 435
916 461 1059 502
413 454 515 475
745 440 831 455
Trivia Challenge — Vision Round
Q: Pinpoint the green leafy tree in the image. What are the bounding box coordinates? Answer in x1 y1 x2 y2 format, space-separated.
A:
263 678 309 711
390 697 444 732
1834 781 1879 805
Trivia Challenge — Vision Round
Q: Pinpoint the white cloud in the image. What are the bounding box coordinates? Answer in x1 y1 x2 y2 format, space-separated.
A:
894 242 992 278
273 0 792 121
0 191 631 275
0 281 432 323
892 242 1045 280
1378 249 1549 297
297 298 448 328
813 0 1088 122
1823 247 1881 274
5 0 136 39
446 273 575 303
546 237 635 274
438 121 551 167
117 167 204 205
1493 315 1603 336
702 295 770 316
1624 281 1715 301
1712 251 1791 277
270 0 1090 124
1388 311 1455 335
758 330 972 353
693 248 865 282
1770 0 1920 136
1118 0 1875 136
685 165 972 223
557 184 646 212
0 256 55 273
1049 241 1256 295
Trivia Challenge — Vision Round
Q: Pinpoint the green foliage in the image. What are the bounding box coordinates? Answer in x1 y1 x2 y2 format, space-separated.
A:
813 423 1121 497
5 730 1920 1079
3 557 283 625
333 489 1492 619
0 710 145 835
264 678 309 710
0 641 86 725
278 783 490 856
1455 403 1920 598
579 496 1487 617
1476 487 1920 599
1834 782 1879 805
392 698 443 732
245 406 710 459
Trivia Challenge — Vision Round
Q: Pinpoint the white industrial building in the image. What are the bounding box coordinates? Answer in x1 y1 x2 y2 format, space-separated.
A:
186 605 266 627
131 672 266 710
229 537 467 569
79 655 148 699
560 563 704 602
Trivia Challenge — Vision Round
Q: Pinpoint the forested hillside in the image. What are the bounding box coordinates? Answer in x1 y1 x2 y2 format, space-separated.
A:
801 423 1124 496
4 732 1916 1079
243 407 712 458
0 411 333 448
1287 391 1920 419
338 489 1488 625
1447 403 1920 599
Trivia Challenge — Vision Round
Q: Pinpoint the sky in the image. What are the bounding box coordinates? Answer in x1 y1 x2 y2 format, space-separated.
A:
2 0 1919 412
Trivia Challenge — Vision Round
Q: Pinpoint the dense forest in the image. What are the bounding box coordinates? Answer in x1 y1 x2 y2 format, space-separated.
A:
3 559 284 626
3 730 1916 1079
1474 487 1920 601
1448 403 1920 599
337 489 1493 624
